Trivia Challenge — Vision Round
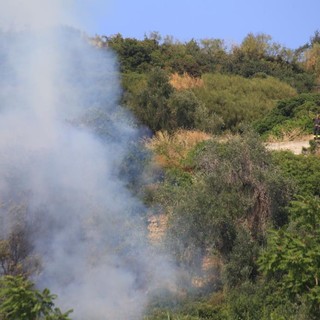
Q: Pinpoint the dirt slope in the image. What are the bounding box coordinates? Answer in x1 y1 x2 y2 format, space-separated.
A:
266 136 313 154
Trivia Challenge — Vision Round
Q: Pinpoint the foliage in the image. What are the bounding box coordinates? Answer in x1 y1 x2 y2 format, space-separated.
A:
0 276 72 320
272 151 320 197
224 281 268 320
109 31 320 320
106 33 160 73
121 72 147 104
224 280 311 320
155 131 292 283
145 292 229 320
2 30 320 320
125 70 225 133
223 33 316 93
133 68 174 132
124 70 296 133
192 73 296 130
102 32 316 93
254 93 320 139
222 228 260 288
304 43 320 77
168 90 202 130
259 196 320 317
145 283 310 320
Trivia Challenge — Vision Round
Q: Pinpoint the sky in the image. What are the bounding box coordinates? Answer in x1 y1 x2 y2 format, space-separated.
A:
77 0 320 49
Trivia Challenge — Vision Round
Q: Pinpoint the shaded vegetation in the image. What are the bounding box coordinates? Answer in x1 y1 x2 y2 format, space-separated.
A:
255 93 320 139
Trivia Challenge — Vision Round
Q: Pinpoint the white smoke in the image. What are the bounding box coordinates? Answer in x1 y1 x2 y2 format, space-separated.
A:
0 1 174 319
0 0 73 30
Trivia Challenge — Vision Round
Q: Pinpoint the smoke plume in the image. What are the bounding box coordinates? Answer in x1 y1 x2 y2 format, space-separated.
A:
0 1 173 319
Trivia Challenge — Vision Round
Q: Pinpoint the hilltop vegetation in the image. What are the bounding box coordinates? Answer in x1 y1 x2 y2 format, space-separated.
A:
94 31 320 135
98 32 317 93
122 69 296 133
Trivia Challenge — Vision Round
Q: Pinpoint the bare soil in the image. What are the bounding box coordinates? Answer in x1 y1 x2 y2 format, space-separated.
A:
265 135 313 154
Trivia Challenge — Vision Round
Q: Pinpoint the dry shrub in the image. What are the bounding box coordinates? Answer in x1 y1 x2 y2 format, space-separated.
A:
169 72 204 90
146 130 212 169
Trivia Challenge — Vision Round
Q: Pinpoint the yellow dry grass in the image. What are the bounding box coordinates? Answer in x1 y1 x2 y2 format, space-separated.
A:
147 214 168 244
192 254 222 288
169 72 204 90
146 130 212 169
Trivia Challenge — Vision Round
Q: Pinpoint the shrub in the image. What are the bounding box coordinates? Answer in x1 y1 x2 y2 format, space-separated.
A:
193 73 296 130
0 276 72 320
254 93 320 138
258 196 320 318
272 151 320 197
155 131 292 283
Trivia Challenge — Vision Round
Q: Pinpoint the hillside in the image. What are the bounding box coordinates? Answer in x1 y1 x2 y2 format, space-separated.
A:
105 32 320 320
1 30 320 320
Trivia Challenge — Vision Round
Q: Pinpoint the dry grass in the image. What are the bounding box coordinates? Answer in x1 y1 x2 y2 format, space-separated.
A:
147 214 168 244
192 254 222 288
146 130 212 169
169 72 204 90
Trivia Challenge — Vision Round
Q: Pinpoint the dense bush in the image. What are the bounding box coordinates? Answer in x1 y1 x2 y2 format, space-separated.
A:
192 73 297 130
102 32 317 93
259 196 320 318
124 70 296 133
254 93 320 139
0 276 72 320
223 50 315 93
131 68 174 132
153 132 292 285
272 151 320 197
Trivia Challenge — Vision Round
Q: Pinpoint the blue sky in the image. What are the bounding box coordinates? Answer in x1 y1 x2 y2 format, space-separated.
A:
79 0 319 49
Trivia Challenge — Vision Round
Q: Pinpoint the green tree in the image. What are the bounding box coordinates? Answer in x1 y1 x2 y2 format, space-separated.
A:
106 34 159 73
254 93 320 139
135 68 174 132
272 151 320 197
168 90 200 129
0 276 72 320
259 196 320 317
199 39 228 71
223 33 315 92
240 33 273 59
157 132 291 280
305 43 320 78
